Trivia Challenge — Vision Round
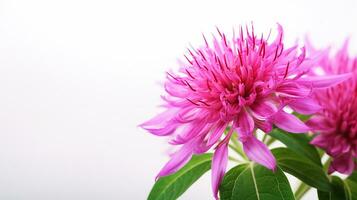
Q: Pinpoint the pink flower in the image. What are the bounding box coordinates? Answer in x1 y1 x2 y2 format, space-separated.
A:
141 24 348 199
307 40 356 175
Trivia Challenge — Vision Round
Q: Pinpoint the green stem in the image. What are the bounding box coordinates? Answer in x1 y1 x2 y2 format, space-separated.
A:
295 182 311 200
317 148 325 158
262 133 268 143
230 132 240 147
228 156 240 163
323 156 332 172
228 143 247 160
266 136 276 147
230 132 248 160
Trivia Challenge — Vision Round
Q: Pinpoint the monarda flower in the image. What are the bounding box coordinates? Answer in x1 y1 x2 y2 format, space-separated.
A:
307 41 355 175
141 24 348 199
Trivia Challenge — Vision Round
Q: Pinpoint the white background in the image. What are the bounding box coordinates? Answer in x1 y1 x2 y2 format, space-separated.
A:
0 0 356 199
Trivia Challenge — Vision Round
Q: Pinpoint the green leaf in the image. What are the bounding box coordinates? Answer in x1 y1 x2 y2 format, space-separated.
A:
219 164 249 199
272 148 331 192
318 176 352 200
346 172 357 200
347 172 357 183
220 164 295 200
270 128 321 166
148 153 212 200
346 180 357 200
293 112 311 121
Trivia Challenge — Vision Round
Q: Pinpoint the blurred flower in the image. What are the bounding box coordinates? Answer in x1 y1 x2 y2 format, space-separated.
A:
141 24 349 199
307 40 356 175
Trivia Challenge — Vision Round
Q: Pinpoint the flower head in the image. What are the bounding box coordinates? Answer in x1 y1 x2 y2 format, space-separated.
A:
307 40 356 175
141 24 348 199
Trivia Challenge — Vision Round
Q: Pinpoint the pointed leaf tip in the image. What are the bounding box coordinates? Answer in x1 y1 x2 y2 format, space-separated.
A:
148 154 212 200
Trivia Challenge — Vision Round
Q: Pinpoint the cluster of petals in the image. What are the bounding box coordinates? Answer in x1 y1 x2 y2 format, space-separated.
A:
307 41 356 175
140 24 349 199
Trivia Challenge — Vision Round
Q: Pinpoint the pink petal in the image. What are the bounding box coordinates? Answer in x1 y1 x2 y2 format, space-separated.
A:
310 135 329 149
140 109 179 136
298 73 352 89
250 100 278 120
156 143 193 179
207 122 227 146
255 119 273 133
328 154 355 175
273 111 310 133
211 142 229 200
236 109 254 139
174 107 200 123
242 136 276 170
306 116 332 131
289 98 321 115
144 123 178 136
276 82 311 98
193 142 211 154
297 47 306 66
164 83 188 98
271 23 283 46
140 109 176 127
170 121 208 144
194 134 212 154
